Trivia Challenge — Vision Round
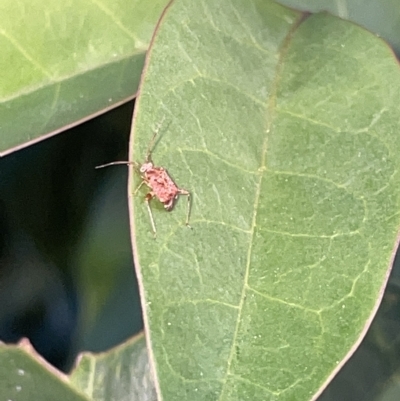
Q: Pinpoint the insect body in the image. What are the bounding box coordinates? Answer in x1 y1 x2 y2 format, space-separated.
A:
96 119 191 238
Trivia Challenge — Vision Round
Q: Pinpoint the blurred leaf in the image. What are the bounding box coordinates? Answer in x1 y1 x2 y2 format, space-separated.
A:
70 333 155 401
0 0 168 155
129 1 400 400
0 334 153 401
276 0 400 54
0 339 87 401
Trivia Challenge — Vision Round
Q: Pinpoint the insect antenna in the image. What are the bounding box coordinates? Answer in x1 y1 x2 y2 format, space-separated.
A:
95 161 140 170
145 115 166 162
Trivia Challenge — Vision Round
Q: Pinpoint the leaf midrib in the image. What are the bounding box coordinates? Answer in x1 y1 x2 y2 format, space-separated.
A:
217 13 305 400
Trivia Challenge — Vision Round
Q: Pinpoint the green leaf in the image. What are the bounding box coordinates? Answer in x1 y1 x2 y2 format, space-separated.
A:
0 334 154 401
129 1 400 400
0 0 168 155
0 340 88 401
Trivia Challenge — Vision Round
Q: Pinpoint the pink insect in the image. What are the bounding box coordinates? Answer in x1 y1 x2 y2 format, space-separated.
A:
96 118 191 237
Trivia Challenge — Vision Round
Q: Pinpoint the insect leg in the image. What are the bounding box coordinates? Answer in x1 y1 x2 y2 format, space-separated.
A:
133 180 146 197
144 193 157 238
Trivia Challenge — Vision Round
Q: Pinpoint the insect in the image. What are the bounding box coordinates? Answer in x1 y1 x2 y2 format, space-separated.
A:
96 118 191 238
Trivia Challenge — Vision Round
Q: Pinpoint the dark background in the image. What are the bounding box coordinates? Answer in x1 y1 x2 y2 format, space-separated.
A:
0 100 142 371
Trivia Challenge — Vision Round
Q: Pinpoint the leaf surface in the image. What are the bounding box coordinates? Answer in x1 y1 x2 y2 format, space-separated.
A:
129 1 400 400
